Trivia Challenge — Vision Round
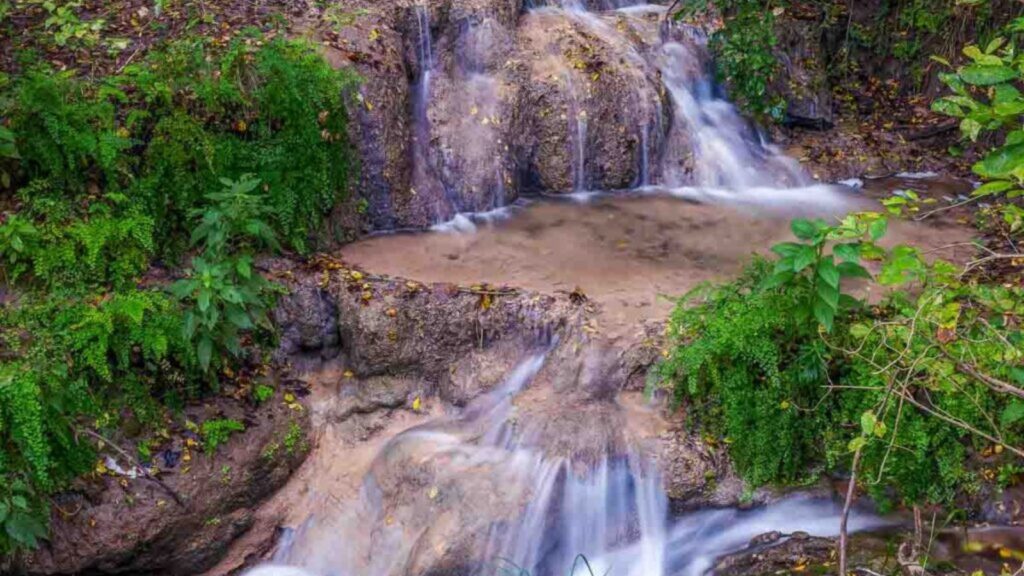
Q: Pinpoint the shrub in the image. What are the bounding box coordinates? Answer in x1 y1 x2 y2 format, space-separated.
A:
170 175 281 373
676 0 785 121
4 31 357 267
932 35 1024 235
659 215 1024 509
0 29 353 552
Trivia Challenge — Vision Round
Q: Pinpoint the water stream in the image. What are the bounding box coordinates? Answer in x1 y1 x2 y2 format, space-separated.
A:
241 3 919 575
248 348 891 576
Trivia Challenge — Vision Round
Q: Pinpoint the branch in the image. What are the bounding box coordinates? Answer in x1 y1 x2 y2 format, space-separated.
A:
80 428 187 509
960 254 1023 278
839 447 863 576
954 360 1024 401
897 393 1024 459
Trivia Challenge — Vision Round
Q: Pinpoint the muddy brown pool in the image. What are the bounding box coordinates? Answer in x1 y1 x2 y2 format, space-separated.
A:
342 184 977 338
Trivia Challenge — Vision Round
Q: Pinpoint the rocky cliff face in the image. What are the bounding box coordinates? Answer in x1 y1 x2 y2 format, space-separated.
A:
321 0 682 229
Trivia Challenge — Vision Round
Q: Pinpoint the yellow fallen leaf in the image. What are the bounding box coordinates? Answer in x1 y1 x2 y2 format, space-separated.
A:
343 370 355 378
428 486 439 500
412 396 422 412
284 392 296 403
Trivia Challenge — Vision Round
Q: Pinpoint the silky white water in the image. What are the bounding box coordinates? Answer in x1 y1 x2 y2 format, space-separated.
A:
246 344 887 576
244 4 884 575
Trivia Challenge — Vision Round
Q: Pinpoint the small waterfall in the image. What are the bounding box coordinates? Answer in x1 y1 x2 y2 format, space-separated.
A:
250 341 888 576
564 76 589 192
411 4 443 217
656 36 807 189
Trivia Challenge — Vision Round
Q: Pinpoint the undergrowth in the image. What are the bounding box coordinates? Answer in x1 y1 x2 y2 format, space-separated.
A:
659 214 1024 510
0 30 355 552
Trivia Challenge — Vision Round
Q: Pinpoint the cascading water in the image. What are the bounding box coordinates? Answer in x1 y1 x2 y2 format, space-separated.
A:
655 35 807 189
247 339 888 576
242 5 878 576
411 4 449 220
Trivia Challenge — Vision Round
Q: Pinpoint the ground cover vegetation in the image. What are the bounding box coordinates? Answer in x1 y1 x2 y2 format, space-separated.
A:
658 24 1024 557
0 1 357 551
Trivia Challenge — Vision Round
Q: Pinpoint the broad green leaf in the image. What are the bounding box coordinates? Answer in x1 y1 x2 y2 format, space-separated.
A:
0 502 8 524
984 37 1006 55
763 270 795 289
974 143 1024 179
931 99 964 118
791 219 818 241
1002 401 1024 426
837 261 871 279
960 64 1019 86
816 280 840 309
817 258 840 289
869 218 888 242
833 243 860 262
197 336 213 370
226 307 254 329
1011 367 1024 385
939 72 967 96
5 511 46 547
972 180 1014 197
197 290 211 312
961 118 982 141
849 323 872 339
235 257 252 279
792 245 817 272
993 83 1023 105
848 436 867 452
813 296 835 332
994 101 1024 117
771 242 804 258
860 411 877 436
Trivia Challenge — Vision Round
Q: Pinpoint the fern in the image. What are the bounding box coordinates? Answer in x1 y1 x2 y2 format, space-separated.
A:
660 259 834 485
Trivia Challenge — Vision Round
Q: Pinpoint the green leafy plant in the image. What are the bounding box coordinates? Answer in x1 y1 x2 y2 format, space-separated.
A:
676 0 786 121
766 215 879 331
932 36 1024 233
0 215 40 284
659 211 1024 508
0 30 355 552
0 479 47 552
171 175 280 372
200 418 245 453
253 384 274 404
34 0 105 47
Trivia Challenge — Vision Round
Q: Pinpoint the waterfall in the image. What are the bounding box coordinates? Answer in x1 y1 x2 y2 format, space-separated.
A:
656 38 807 189
240 6 877 576
247 341 888 576
411 4 448 219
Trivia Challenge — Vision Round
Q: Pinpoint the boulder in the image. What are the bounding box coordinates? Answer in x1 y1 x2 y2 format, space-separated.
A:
773 13 834 129
19 395 311 576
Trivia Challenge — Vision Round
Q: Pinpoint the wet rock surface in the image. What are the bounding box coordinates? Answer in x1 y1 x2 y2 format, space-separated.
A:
773 13 833 129
19 393 311 576
314 0 688 228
